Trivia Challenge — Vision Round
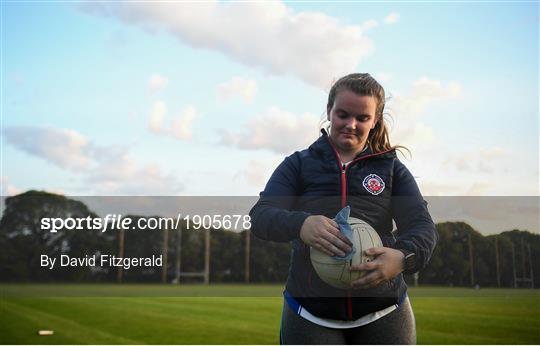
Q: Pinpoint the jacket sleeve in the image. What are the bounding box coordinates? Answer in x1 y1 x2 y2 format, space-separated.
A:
391 159 438 274
249 153 311 242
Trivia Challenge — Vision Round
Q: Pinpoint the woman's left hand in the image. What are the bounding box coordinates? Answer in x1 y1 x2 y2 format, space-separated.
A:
349 247 404 289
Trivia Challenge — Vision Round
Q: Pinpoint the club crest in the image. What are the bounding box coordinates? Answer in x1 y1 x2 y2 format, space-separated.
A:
362 174 385 195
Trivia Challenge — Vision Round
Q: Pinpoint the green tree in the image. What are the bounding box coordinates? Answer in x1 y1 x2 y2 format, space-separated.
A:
0 190 114 282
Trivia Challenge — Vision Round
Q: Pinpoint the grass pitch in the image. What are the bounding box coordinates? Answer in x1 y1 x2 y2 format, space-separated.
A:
1 284 538 344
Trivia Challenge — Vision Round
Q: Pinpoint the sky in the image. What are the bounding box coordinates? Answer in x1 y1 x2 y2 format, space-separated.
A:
1 1 538 233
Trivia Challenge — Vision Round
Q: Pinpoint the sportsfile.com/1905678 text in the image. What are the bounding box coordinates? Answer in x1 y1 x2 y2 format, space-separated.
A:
40 214 252 233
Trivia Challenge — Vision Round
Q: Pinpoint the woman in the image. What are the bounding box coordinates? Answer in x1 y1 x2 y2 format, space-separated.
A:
249 73 438 344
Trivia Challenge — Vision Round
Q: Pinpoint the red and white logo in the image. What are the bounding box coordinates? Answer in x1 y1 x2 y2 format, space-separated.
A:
362 174 385 195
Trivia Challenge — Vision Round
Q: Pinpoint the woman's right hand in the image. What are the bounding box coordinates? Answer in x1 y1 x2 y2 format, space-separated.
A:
300 215 353 257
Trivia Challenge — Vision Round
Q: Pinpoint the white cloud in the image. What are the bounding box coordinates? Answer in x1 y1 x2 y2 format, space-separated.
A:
149 100 167 133
86 154 183 195
383 12 400 24
374 72 392 83
418 172 490 196
234 158 283 187
219 107 320 154
80 1 375 88
405 122 434 146
387 77 462 148
1 176 20 196
242 160 269 187
391 75 536 196
465 183 492 195
217 76 257 103
171 106 196 140
148 73 168 93
360 19 378 32
148 101 196 140
411 77 462 99
402 140 538 196
479 147 506 161
391 77 462 119
3 125 184 195
416 180 462 196
443 147 508 174
386 77 463 125
3 126 92 170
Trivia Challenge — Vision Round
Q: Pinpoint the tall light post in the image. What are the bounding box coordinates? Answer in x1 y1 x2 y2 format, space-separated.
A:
468 232 474 287
494 236 500 287
454 230 474 287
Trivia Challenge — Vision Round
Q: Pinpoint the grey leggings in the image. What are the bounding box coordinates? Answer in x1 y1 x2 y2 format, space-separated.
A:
280 298 416 345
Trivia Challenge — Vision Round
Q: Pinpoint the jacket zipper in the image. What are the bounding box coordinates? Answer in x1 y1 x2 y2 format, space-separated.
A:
325 137 393 320
340 164 347 207
326 137 394 206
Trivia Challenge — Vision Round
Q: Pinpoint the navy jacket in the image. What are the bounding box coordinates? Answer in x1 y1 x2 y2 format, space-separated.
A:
249 131 438 320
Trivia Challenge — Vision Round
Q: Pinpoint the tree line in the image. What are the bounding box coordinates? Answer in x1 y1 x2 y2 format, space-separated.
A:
1 191 538 288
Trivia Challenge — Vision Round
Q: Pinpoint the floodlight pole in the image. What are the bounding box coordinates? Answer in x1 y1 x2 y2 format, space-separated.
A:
468 233 474 287
521 237 526 285
245 230 251 283
511 242 517 288
117 227 125 283
175 225 182 284
495 236 501 288
162 226 169 284
204 229 210 284
527 244 534 288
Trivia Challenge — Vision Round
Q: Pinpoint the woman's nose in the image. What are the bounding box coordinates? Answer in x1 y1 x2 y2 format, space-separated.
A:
345 117 356 129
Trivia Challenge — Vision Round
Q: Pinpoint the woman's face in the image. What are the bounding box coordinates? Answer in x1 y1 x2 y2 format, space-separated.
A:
327 89 378 156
